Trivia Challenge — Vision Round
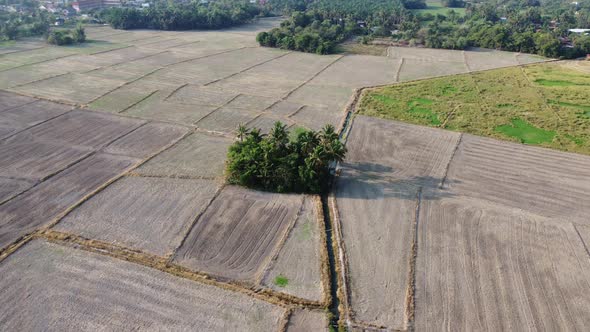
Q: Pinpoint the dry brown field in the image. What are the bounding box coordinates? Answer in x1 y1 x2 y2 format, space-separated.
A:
173 185 303 281
0 17 564 331
0 239 285 330
334 114 590 330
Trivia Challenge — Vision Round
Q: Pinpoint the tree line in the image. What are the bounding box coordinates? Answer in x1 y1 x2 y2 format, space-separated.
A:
258 0 590 58
226 122 346 194
99 0 263 30
256 11 361 54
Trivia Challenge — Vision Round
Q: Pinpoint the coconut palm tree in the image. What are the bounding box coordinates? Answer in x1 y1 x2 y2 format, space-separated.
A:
236 123 249 142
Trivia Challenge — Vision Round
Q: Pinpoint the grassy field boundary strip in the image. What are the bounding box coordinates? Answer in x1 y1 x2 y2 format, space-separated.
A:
404 187 422 331
309 195 333 308
37 229 325 309
278 308 293 332
328 194 352 329
205 51 293 86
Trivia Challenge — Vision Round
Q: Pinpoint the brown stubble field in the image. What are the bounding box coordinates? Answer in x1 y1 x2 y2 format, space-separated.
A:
333 115 590 330
0 17 567 331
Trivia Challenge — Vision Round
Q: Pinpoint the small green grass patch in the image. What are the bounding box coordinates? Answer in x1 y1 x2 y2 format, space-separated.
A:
274 275 289 287
534 79 587 87
495 118 555 144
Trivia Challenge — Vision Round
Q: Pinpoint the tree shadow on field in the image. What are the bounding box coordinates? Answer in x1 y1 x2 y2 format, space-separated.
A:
333 162 459 201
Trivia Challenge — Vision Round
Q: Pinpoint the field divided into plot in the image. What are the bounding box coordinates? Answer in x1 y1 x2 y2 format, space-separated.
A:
0 240 285 331
359 62 590 155
335 114 590 330
0 88 330 329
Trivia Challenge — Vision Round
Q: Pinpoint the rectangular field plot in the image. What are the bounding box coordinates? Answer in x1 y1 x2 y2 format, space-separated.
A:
287 309 328 332
0 47 76 71
236 52 338 82
289 105 343 132
55 177 218 256
103 122 188 158
88 82 159 113
12 110 143 150
151 47 284 86
310 55 397 88
443 135 590 223
0 177 33 204
196 106 260 134
335 177 418 330
388 46 465 62
211 73 303 99
134 132 231 179
80 46 156 67
0 91 36 111
168 85 239 107
464 47 521 71
0 99 71 138
174 186 302 281
0 53 100 89
0 240 285 331
85 62 158 82
0 140 90 180
11 73 126 104
345 116 460 187
246 114 294 134
398 58 467 82
287 84 353 110
0 40 45 55
123 92 218 125
261 196 325 302
416 197 590 331
0 153 138 250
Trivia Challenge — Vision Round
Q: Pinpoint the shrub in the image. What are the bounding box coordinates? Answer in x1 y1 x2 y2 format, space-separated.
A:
226 122 347 194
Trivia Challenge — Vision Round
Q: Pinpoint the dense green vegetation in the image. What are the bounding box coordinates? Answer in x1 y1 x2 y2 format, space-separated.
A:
100 0 263 30
261 0 590 57
46 24 86 46
226 122 346 194
358 63 590 154
256 11 360 54
0 0 51 40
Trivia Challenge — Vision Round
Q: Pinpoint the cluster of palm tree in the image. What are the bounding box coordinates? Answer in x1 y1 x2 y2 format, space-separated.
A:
227 122 346 193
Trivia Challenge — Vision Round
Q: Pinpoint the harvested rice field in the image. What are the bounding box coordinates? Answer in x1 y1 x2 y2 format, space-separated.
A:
2 16 582 331
0 239 285 331
173 185 303 281
359 61 590 154
334 113 590 330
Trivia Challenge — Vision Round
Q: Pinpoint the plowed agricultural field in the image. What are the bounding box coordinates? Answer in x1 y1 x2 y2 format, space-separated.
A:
335 113 590 330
